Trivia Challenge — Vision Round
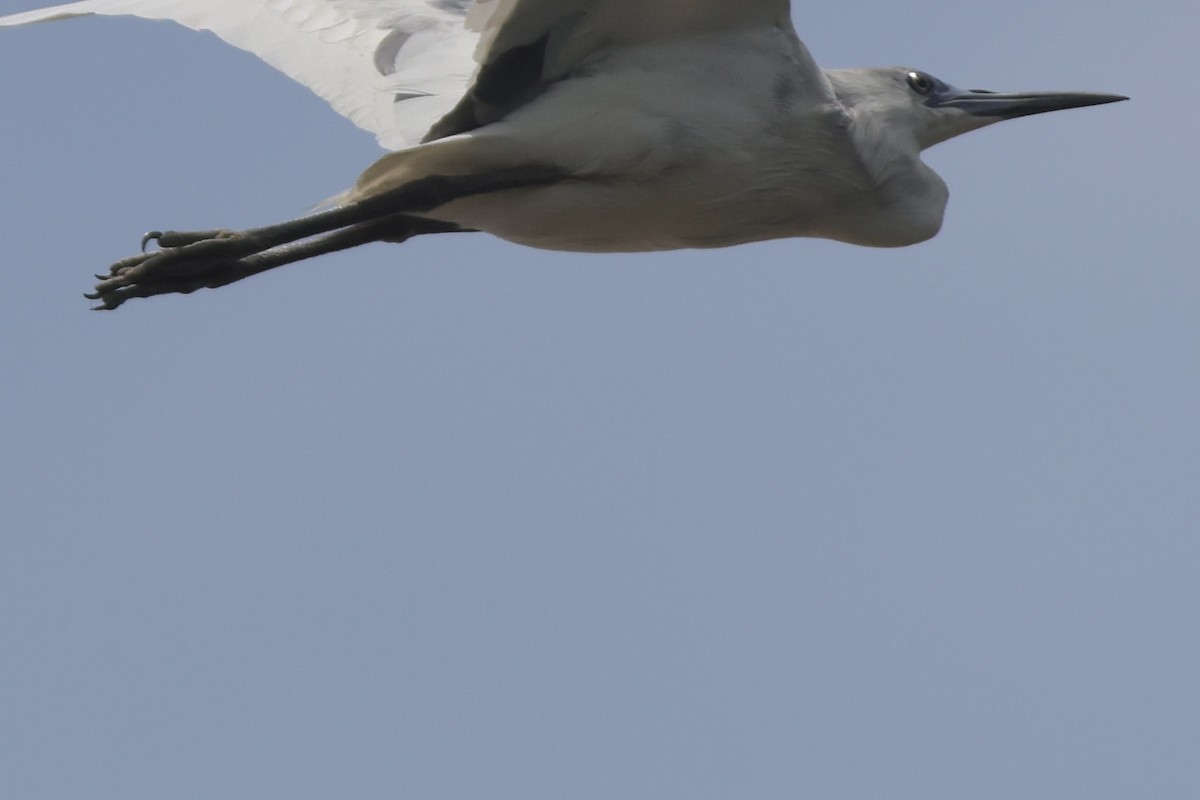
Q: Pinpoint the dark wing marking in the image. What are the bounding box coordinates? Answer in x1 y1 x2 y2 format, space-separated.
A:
422 33 551 141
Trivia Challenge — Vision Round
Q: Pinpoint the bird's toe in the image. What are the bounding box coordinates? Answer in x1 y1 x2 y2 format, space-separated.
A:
152 229 238 249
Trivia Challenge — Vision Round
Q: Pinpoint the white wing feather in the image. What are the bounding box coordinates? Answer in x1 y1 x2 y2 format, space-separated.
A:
0 0 800 150
0 0 485 149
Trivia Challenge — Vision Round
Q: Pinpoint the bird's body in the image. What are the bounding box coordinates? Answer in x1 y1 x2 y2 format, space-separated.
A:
0 0 1125 308
382 29 903 252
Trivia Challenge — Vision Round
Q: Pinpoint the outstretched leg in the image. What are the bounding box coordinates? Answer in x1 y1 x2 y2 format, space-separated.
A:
88 215 469 309
86 165 564 309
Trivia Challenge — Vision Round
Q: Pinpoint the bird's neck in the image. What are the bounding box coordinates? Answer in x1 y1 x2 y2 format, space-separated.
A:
839 114 949 245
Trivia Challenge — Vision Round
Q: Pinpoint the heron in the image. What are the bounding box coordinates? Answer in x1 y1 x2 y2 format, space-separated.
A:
0 1 1126 310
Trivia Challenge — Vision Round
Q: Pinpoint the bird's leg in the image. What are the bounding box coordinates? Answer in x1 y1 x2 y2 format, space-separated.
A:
88 216 471 310
86 165 563 309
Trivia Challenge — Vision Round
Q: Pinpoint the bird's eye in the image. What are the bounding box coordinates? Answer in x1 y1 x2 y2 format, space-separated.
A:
907 71 935 96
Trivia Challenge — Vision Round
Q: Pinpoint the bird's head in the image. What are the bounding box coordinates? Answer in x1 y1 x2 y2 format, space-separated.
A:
825 67 1127 152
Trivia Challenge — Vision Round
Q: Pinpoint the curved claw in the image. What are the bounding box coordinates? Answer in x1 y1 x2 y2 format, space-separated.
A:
84 290 123 310
89 224 270 309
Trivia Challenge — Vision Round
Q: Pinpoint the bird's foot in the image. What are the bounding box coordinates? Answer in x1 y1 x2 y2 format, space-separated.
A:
86 228 259 310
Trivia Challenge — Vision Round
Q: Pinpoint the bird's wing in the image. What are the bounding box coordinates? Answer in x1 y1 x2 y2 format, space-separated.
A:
0 0 480 149
0 0 804 149
428 0 805 140
471 0 793 69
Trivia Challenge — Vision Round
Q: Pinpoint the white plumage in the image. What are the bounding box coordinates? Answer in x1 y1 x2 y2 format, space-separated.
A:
1 0 482 148
0 1 1125 308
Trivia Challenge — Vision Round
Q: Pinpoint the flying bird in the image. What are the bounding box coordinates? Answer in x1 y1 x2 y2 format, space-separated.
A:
0 0 1126 310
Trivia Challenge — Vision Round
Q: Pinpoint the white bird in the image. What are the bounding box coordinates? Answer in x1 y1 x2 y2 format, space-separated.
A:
0 0 1125 309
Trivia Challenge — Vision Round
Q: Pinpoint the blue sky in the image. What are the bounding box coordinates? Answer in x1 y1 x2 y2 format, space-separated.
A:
1 2 1196 798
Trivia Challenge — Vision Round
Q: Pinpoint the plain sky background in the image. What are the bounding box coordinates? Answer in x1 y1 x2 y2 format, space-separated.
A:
0 2 1196 798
